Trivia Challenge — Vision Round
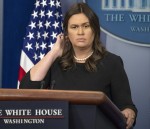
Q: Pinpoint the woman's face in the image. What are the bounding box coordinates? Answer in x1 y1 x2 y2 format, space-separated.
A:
67 13 94 50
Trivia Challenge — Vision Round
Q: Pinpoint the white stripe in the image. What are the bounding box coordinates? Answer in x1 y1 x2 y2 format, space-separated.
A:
17 81 20 89
20 51 34 72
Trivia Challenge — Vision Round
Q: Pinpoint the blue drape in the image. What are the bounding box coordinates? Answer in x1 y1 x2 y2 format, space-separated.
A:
2 0 35 88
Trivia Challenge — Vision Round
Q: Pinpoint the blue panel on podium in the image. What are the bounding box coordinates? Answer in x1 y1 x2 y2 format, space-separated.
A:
69 105 122 129
0 101 68 129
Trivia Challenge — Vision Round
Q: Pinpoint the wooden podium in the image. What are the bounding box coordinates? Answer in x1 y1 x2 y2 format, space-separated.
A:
0 89 126 129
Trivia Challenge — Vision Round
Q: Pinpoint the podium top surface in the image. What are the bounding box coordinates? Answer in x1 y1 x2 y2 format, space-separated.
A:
0 89 107 105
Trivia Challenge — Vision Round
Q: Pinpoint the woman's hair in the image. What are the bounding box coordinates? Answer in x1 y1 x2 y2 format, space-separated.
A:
59 2 106 72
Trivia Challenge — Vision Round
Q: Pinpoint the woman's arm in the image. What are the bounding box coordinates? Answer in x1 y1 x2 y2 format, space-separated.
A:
30 34 64 81
19 34 64 89
110 55 137 129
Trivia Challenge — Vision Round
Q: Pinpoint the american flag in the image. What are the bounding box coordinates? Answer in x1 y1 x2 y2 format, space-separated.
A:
18 0 63 88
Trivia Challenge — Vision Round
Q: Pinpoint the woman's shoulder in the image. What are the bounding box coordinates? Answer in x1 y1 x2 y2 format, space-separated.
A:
100 51 123 66
105 51 121 59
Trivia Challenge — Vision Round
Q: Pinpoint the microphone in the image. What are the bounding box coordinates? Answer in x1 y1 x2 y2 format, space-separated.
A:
40 81 45 89
50 80 56 89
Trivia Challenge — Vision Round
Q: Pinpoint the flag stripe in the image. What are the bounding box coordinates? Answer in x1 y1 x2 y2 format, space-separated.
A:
18 66 26 82
20 51 34 72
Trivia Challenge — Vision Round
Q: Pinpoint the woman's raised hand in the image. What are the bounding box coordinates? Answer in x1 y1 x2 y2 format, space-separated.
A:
52 33 65 58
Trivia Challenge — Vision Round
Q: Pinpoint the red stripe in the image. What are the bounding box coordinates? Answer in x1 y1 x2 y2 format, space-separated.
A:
18 66 26 82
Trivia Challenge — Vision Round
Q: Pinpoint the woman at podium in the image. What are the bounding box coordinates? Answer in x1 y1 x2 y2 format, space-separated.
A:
20 2 137 129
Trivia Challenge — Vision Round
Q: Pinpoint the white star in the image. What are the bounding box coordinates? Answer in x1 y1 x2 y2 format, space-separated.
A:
49 0 54 7
31 11 38 19
48 42 54 49
46 10 53 18
60 14 63 17
39 10 45 18
44 21 51 29
51 32 57 39
37 20 43 29
40 42 47 50
42 31 49 40
52 21 59 29
39 52 45 60
33 53 38 61
36 31 41 39
29 21 36 29
25 42 33 51
35 0 40 8
40 0 47 7
55 12 60 19
56 1 61 8
27 32 34 40
35 42 40 50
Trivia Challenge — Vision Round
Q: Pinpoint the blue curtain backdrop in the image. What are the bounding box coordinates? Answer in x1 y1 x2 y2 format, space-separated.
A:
2 0 35 88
